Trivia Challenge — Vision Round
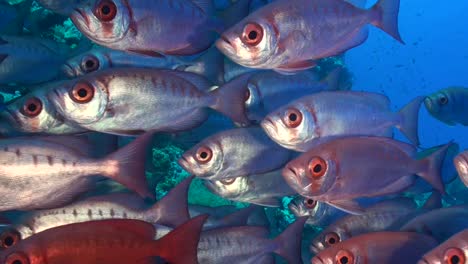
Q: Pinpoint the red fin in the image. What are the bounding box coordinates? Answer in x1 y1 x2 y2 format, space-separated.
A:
272 216 307 264
101 132 154 199
418 142 452 194
371 0 404 43
127 49 165 58
275 60 317 74
397 96 424 146
155 214 208 264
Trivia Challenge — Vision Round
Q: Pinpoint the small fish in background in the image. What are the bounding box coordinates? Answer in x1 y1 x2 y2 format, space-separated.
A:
0 132 153 211
49 68 249 136
0 81 86 135
282 137 450 214
454 151 468 187
216 0 403 73
36 0 88 16
71 0 221 57
288 196 346 229
0 36 70 85
204 169 297 207
178 127 292 180
311 232 438 264
424 86 468 126
418 229 468 264
262 91 424 152
0 216 207 264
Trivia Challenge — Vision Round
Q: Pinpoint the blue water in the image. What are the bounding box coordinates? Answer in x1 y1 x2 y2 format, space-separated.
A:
348 0 468 150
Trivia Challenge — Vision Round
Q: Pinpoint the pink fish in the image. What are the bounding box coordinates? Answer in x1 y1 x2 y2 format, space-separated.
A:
418 229 468 264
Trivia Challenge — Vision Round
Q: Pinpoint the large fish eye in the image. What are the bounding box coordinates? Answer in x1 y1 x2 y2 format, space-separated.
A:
444 247 465 264
94 0 117 22
69 82 95 104
324 232 340 246
242 23 263 46
308 157 327 179
195 146 213 164
283 108 303 128
0 229 21 249
81 55 100 73
5 252 30 264
20 97 43 118
335 249 354 264
439 95 448 105
304 198 317 209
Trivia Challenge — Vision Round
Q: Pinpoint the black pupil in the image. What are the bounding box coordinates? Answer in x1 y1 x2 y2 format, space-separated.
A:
85 60 95 69
440 97 448 104
340 256 349 264
450 255 460 264
78 88 88 98
200 152 208 159
12 260 22 264
248 30 257 40
27 103 37 112
328 237 336 244
289 113 297 121
4 236 14 246
101 5 111 15
313 164 322 173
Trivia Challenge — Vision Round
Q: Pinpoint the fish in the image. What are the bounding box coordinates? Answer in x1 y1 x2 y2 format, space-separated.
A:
418 229 468 264
0 36 69 85
288 196 346 228
178 127 292 180
0 0 32 35
0 177 192 250
0 3 17 31
309 197 418 254
282 137 450 214
204 169 297 207
424 86 468 126
311 232 438 264
216 0 403 73
71 0 221 56
261 91 424 152
0 82 87 135
0 132 153 211
400 205 468 242
0 215 208 264
49 68 249 136
36 0 88 15
454 151 468 187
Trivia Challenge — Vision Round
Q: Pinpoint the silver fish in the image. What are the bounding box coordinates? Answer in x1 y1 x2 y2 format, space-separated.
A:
424 86 468 126
288 196 346 229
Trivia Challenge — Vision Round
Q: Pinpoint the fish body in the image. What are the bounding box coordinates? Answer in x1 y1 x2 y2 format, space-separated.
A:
0 216 207 264
216 0 403 72
205 170 296 207
311 232 438 264
50 68 248 136
418 229 468 264
424 86 468 126
0 133 152 211
282 137 449 213
455 151 468 187
261 91 424 152
71 0 220 56
179 127 292 180
288 196 346 228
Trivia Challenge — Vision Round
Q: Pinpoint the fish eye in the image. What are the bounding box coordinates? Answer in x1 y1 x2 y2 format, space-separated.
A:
220 178 236 185
308 157 327 179
324 232 340 246
69 82 95 104
335 249 354 264
20 97 43 118
195 146 213 164
94 0 117 22
283 107 303 128
439 95 448 105
81 55 100 73
5 252 30 264
242 23 263 46
0 229 21 249
444 247 465 264
304 198 317 209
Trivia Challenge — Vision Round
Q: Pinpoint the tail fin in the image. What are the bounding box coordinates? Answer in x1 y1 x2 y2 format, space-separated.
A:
101 132 154 200
370 0 404 43
418 143 452 194
272 216 307 264
187 48 225 85
397 96 424 146
156 214 208 264
210 73 252 126
145 176 192 227
422 192 442 210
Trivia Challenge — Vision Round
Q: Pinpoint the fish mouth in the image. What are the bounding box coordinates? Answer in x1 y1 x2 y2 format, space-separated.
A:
260 117 278 137
73 8 90 28
61 63 77 78
423 97 433 110
177 155 191 172
416 259 430 264
311 255 325 264
215 36 236 56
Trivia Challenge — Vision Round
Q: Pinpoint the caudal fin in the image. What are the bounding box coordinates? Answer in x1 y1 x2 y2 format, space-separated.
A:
156 214 208 264
101 132 154 200
418 143 452 194
397 96 424 146
272 216 307 264
371 0 404 43
145 176 192 227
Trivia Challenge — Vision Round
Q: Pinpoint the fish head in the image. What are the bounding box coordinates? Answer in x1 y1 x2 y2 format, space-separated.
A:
49 78 109 125
204 176 249 198
0 226 22 250
178 139 224 179
454 152 468 184
310 226 350 254
289 196 321 218
70 0 131 45
424 90 456 125
216 16 279 68
311 244 365 264
261 101 318 151
62 48 109 78
418 230 468 264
